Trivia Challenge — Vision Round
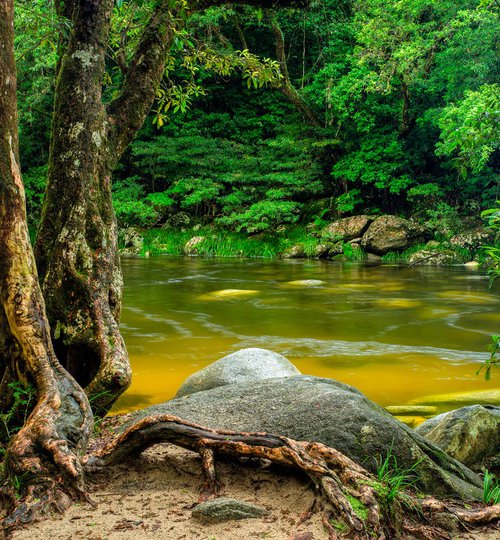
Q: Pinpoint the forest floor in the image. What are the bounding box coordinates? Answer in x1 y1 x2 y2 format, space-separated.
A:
11 443 500 540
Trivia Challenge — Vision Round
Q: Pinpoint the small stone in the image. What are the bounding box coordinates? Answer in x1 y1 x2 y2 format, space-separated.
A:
314 243 333 258
191 497 268 523
364 253 381 263
183 236 205 255
291 532 315 540
432 512 460 533
282 244 306 259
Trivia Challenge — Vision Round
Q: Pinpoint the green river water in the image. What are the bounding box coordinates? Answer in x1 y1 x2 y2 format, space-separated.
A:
113 257 500 425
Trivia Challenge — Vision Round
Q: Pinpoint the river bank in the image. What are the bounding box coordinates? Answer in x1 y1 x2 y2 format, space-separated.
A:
119 214 497 267
10 442 499 540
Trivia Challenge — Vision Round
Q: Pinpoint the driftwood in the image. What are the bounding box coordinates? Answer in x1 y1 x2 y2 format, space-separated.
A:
80 414 499 540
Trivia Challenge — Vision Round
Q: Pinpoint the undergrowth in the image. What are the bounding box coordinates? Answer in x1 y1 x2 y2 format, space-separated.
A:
142 226 325 259
374 449 422 511
483 469 500 504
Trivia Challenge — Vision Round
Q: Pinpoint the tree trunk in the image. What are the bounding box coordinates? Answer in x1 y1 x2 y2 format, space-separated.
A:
267 11 322 128
34 1 175 414
0 0 93 525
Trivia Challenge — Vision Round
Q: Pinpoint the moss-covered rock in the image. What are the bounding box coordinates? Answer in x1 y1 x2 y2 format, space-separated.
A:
408 249 466 266
361 216 426 255
415 405 500 471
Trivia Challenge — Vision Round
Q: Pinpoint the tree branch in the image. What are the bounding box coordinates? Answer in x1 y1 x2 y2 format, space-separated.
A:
107 3 175 159
267 10 322 127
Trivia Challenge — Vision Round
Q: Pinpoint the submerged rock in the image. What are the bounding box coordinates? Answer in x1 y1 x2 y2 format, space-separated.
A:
127 375 482 500
386 405 439 416
361 215 425 255
409 389 500 407
284 280 325 287
192 497 268 523
416 405 500 472
198 289 259 300
174 348 300 398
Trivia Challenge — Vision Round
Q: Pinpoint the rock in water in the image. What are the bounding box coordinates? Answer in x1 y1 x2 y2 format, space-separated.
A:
127 375 482 500
408 249 465 266
192 497 268 523
198 289 259 300
416 405 500 471
174 348 300 398
361 215 425 255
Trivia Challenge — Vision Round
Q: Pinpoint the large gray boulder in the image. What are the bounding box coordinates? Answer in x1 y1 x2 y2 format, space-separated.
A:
322 215 374 241
361 215 425 255
416 405 500 472
125 376 482 500
174 348 300 398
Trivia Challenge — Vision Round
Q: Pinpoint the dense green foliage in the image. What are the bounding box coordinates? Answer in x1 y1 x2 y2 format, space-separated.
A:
15 0 499 235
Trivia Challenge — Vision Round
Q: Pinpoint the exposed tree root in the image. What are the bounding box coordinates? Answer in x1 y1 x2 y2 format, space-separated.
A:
83 414 499 539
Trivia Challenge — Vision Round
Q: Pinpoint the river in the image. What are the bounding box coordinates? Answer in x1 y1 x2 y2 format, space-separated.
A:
113 257 500 424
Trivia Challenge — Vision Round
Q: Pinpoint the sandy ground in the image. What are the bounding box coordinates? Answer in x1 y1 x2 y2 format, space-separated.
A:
8 443 499 540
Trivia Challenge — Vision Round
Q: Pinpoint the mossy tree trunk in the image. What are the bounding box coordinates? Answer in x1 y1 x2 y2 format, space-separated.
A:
0 0 93 523
34 0 175 414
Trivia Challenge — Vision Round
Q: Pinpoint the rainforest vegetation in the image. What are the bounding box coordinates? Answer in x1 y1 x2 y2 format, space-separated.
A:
0 0 499 537
17 0 499 241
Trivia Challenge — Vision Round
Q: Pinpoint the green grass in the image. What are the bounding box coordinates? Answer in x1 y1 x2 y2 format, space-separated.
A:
141 226 326 259
342 242 365 261
483 469 500 504
374 449 422 509
140 226 384 260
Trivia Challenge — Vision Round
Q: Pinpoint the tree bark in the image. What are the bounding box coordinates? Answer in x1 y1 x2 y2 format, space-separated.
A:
267 11 322 127
0 0 93 526
34 1 175 414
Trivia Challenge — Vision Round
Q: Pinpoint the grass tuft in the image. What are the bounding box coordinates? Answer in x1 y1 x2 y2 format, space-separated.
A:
483 469 500 504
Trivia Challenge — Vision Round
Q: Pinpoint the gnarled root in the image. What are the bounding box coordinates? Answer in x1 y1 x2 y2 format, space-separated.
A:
85 414 500 539
2 359 93 530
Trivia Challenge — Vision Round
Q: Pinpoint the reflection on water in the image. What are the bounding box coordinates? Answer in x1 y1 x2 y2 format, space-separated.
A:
113 257 500 418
